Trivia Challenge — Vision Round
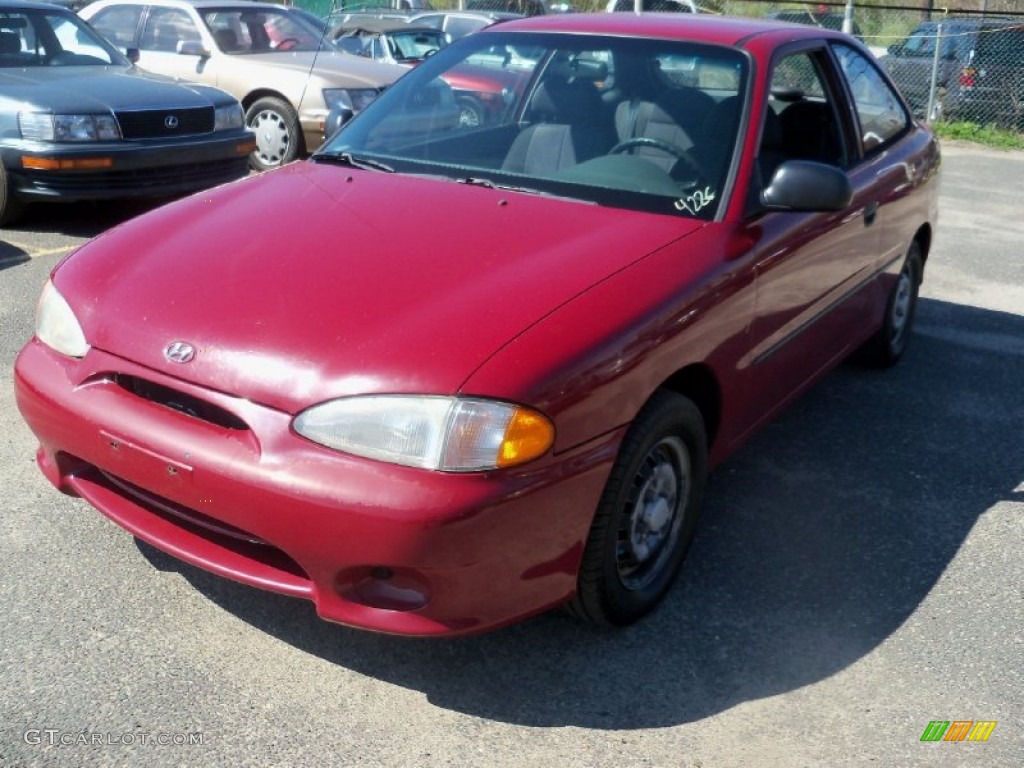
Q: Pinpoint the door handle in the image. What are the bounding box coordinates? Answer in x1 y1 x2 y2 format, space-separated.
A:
864 201 879 226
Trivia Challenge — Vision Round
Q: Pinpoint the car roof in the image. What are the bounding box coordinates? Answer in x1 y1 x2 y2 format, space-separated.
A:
336 18 433 33
410 10 521 21
912 15 1020 28
488 12 844 46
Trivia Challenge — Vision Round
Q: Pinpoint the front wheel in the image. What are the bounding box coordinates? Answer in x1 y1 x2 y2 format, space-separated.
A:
0 163 26 226
246 96 302 171
860 242 923 367
567 391 707 627
456 96 485 129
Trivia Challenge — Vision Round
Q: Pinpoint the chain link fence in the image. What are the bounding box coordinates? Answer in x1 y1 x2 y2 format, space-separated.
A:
291 0 1024 130
715 1 1024 130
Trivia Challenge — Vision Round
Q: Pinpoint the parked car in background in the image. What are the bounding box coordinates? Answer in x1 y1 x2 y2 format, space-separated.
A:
79 0 406 169
330 0 432 11
326 17 518 128
464 0 547 15
0 0 252 225
16 14 940 636
763 7 861 38
332 18 445 66
879 16 1024 127
408 9 519 42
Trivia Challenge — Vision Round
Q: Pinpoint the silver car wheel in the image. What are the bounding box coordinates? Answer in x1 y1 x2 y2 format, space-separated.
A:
889 262 914 348
251 108 291 167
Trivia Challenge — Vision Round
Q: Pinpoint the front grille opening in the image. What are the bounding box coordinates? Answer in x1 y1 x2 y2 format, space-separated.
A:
113 374 248 431
97 469 311 584
115 106 215 139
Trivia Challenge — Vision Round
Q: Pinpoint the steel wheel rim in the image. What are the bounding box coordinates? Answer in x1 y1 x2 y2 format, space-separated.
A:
889 264 914 349
458 104 481 129
251 110 291 167
616 436 690 591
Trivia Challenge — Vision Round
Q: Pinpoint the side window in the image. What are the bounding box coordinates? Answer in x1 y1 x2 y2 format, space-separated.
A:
767 50 845 168
833 43 908 154
89 5 144 48
140 8 199 53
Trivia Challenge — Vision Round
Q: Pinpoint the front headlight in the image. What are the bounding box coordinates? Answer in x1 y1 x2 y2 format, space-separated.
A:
293 395 555 472
214 103 244 131
18 113 120 142
36 280 90 358
322 87 380 114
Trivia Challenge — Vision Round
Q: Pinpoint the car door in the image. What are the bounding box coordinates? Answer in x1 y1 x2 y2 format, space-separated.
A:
86 3 145 53
737 45 881 434
135 5 209 83
831 42 917 281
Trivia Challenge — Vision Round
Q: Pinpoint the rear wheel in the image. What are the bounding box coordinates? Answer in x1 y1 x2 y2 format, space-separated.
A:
246 96 302 171
0 163 26 226
861 242 923 367
568 391 707 627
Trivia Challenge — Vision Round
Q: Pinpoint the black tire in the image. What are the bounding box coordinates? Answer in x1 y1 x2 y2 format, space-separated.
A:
245 96 302 171
568 390 707 627
0 163 26 227
860 242 923 367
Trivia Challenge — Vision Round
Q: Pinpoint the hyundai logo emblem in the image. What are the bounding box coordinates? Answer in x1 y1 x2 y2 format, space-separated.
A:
164 341 195 363
164 115 179 130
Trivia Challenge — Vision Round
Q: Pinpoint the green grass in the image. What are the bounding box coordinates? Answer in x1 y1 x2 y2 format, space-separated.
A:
933 121 1024 150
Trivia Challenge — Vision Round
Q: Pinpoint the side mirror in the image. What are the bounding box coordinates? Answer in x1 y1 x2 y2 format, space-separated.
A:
177 40 208 57
125 47 140 63
886 43 900 55
762 160 853 212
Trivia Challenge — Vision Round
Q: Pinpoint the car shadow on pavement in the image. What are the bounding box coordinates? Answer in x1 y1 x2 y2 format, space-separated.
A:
5 199 162 238
0 241 30 271
138 296 1024 728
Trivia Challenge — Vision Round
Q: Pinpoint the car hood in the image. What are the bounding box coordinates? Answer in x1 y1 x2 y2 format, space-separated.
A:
237 50 405 87
0 65 229 111
57 162 703 414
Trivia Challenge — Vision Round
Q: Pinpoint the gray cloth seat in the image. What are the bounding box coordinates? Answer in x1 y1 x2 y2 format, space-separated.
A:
613 87 715 174
0 31 21 56
214 28 240 52
502 77 611 175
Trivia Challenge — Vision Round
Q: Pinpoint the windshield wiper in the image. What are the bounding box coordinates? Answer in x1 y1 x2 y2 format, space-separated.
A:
316 152 395 173
457 176 592 204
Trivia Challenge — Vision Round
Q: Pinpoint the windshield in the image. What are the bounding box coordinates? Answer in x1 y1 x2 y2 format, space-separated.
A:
336 28 445 62
320 32 747 220
201 8 329 54
0 9 126 66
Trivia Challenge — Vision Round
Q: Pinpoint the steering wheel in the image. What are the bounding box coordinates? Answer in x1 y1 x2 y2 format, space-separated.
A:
609 137 706 180
275 37 300 51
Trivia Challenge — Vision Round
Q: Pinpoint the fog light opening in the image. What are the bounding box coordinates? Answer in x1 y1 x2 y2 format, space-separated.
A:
339 566 430 612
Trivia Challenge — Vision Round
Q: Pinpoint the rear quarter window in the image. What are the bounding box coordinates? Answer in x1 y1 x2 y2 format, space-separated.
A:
834 43 909 154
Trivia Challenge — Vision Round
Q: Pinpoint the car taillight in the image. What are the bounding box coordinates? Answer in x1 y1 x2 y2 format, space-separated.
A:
959 67 977 88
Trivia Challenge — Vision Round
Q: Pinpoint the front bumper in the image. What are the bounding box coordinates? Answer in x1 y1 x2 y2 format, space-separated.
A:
14 339 618 636
1 131 255 203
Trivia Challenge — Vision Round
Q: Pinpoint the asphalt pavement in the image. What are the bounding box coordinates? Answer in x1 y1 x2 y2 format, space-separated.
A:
0 143 1021 767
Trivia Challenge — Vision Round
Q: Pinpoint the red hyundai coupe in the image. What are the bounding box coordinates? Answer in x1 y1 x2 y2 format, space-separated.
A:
15 13 940 636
